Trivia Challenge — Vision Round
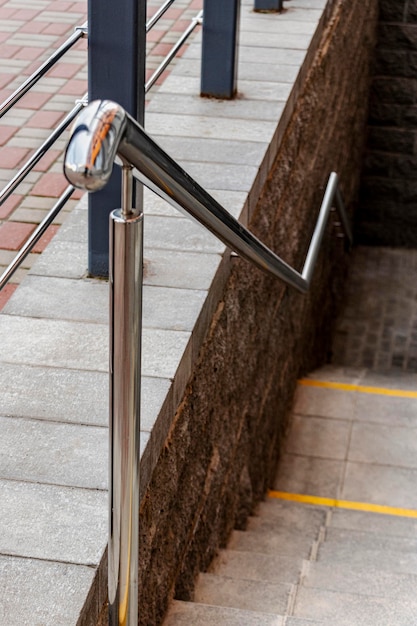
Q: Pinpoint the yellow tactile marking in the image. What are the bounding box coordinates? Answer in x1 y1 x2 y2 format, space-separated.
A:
298 378 417 399
269 490 417 518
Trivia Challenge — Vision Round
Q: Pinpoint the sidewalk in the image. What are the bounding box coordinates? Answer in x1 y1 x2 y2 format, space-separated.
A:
0 0 202 309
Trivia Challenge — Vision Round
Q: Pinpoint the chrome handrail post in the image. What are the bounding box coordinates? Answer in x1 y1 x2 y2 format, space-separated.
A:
109 164 143 626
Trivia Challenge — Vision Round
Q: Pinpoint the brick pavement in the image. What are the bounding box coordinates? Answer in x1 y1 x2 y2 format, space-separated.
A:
0 0 202 309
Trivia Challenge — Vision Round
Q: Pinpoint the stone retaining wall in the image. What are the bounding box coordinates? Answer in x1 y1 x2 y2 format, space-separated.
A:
357 0 417 246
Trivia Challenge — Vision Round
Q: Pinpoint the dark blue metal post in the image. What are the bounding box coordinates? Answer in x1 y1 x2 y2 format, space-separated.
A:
201 0 240 99
88 0 146 276
254 0 283 10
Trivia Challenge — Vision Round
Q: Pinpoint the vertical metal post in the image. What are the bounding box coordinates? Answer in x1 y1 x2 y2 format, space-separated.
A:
254 0 283 11
109 164 143 626
88 0 146 276
201 0 240 98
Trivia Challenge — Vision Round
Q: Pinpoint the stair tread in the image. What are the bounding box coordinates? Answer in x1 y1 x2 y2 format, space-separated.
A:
293 586 417 625
195 572 291 614
209 549 304 584
228 528 318 559
304 560 417 597
163 600 287 625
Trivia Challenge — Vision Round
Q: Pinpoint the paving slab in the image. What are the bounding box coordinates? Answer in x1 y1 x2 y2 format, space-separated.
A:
0 479 106 566
293 586 417 626
0 556 96 626
209 550 305 585
195 573 292 615
283 414 351 460
0 415 107 489
164 601 285 626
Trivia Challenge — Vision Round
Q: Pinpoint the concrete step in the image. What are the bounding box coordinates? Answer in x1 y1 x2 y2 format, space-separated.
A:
209 549 305 584
163 600 286 625
194 572 292 614
227 526 319 560
292 586 417 626
304 560 417 598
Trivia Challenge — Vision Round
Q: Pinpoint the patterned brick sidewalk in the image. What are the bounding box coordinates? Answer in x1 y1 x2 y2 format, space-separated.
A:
0 0 202 310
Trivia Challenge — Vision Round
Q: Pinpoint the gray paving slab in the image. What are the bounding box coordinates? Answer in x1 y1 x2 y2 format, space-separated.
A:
240 32 312 50
292 385 356 420
0 362 107 425
342 461 417 509
172 161 259 193
143 248 223 291
285 617 324 626
0 555 96 626
329 508 417 537
354 392 417 428
184 41 307 66
142 285 207 332
304 560 417 598
316 539 417 574
29 239 88 279
209 549 305 584
239 16 319 35
145 111 277 144
0 479 106 565
254 499 327 532
164 601 285 626
293 586 417 626
142 327 191 380
273 453 344 498
157 73 295 101
143 214 225 254
0 315 107 371
3 275 108 323
348 421 417 469
149 93 286 122
0 416 107 489
145 186 248 221
227 529 317 560
323 527 417 554
283 415 351 460
195 573 292 614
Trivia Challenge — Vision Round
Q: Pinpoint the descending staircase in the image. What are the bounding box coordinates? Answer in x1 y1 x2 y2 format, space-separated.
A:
164 366 417 625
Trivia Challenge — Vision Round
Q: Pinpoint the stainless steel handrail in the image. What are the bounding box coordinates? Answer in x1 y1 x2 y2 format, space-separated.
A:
64 99 352 294
0 22 87 118
64 98 352 626
145 10 203 92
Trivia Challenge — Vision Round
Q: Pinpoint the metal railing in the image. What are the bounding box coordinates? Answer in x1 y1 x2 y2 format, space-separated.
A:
0 25 88 291
0 2 204 291
63 98 352 625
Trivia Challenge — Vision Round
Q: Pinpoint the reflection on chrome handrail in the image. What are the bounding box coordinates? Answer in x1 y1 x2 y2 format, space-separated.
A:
65 99 352 294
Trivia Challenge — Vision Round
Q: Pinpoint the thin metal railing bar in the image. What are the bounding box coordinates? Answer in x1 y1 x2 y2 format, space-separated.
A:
146 0 177 32
0 95 88 207
0 185 75 290
0 22 87 119
145 10 203 92
64 100 352 294
301 172 351 286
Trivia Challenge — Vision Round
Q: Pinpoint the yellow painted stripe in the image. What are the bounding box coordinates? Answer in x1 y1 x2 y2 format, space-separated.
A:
298 378 417 399
269 490 417 518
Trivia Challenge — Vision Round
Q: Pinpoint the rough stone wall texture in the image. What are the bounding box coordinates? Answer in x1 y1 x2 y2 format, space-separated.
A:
97 1 378 624
357 0 417 246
